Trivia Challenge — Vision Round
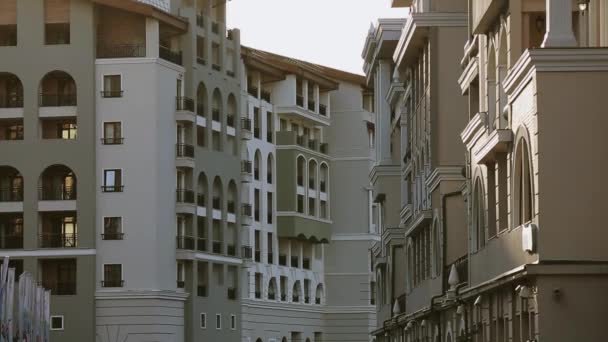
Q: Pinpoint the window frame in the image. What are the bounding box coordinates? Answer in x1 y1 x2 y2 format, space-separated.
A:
102 121 123 144
50 315 64 331
200 313 207 329
102 216 123 240
215 313 222 330
230 314 236 330
102 263 123 288
102 168 123 192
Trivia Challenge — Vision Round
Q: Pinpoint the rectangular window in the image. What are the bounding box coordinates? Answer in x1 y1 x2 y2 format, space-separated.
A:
4 122 23 140
102 264 123 288
41 259 76 295
280 119 287 131
0 0 17 47
230 314 236 330
44 0 70 45
103 122 122 144
200 313 206 329
103 169 123 192
58 122 77 140
297 195 304 214
102 217 123 240
308 198 315 216
215 313 221 330
102 75 122 98
50 316 64 330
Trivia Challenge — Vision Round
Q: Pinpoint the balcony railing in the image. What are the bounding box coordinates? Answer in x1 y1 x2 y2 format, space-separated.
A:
38 186 76 201
176 189 195 204
0 95 23 108
101 137 124 145
308 140 316 150
227 244 236 256
197 194 206 207
212 240 222 254
197 238 207 252
39 93 76 107
101 185 124 193
241 118 252 131
159 46 183 66
39 233 77 248
303 258 311 270
212 197 221 210
101 90 123 98
319 104 327 116
199 283 212 295
261 90 271 102
296 95 304 107
0 235 23 249
101 233 124 241
0 187 23 202
444 255 469 290
227 287 237 300
101 280 124 288
308 100 315 111
176 97 194 112
279 255 287 266
197 56 206 65
296 135 305 147
212 109 220 122
176 143 194 158
242 204 252 217
227 115 235 127
242 245 253 260
248 87 258 98
227 201 236 214
212 64 221 71
196 15 204 28
227 70 235 78
97 44 145 59
176 236 195 250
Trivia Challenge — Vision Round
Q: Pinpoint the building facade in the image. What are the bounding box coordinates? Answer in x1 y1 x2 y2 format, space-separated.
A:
366 1 608 342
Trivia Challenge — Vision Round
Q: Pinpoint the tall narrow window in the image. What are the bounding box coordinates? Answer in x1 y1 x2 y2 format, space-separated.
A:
102 264 123 288
102 217 123 240
514 139 533 227
0 0 17 46
103 169 123 192
474 179 485 250
44 0 70 45
103 122 122 145
215 314 222 330
102 75 122 98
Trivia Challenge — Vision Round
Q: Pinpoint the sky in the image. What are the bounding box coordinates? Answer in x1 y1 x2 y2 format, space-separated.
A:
226 0 408 75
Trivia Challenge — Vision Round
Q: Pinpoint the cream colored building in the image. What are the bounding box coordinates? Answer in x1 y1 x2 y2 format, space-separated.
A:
367 0 608 341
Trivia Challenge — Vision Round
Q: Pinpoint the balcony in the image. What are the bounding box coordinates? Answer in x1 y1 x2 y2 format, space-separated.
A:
303 258 311 270
197 285 208 297
0 187 22 202
176 144 194 158
212 240 222 254
443 255 468 290
197 56 206 65
227 287 237 300
176 189 195 204
261 90 271 102
248 87 258 98
197 194 206 207
0 234 23 249
41 260 76 295
38 93 76 107
242 245 253 260
176 236 195 250
101 280 124 288
197 238 207 252
0 94 22 109
38 186 76 201
101 185 123 193
296 95 304 107
39 233 77 248
159 46 182 66
101 232 124 240
0 120 22 140
97 44 146 59
176 97 194 112
241 118 252 131
307 100 315 111
212 64 221 72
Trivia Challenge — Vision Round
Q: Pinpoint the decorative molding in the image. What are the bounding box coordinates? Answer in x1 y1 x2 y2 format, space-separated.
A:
0 249 96 257
275 145 332 161
386 81 406 106
369 164 401 184
473 129 513 164
425 166 465 192
95 289 189 301
331 233 381 241
404 210 433 237
460 112 487 150
176 250 243 265
458 56 479 95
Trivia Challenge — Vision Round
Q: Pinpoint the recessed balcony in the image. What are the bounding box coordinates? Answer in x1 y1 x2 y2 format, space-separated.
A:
176 235 195 250
38 71 77 118
159 46 182 66
0 73 24 119
176 189 195 205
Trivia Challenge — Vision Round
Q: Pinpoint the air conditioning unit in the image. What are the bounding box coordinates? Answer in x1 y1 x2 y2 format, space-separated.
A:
522 223 537 253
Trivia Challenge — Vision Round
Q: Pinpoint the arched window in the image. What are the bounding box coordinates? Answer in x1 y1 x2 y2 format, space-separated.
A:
268 277 277 300
39 71 76 107
319 163 328 193
197 172 208 207
292 280 302 302
227 94 237 127
0 73 23 108
308 160 317 191
473 179 485 250
267 153 274 184
315 283 324 305
296 156 305 187
227 180 237 214
406 239 413 291
0 166 23 202
196 82 208 117
211 88 222 122
212 177 222 211
39 165 76 200
487 42 497 131
497 30 508 126
432 219 440 277
514 138 533 227
254 150 261 181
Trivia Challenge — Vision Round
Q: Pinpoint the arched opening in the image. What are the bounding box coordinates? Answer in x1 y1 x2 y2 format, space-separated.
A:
487 43 497 131
227 180 237 214
196 82 208 117
197 172 208 207
39 164 76 200
211 88 222 122
267 153 274 184
473 178 485 250
227 93 237 127
319 162 329 219
282 338 288 342
432 219 440 277
446 332 452 342
319 163 328 193
308 159 317 216
514 138 533 227
212 177 222 211
406 239 413 291
0 166 22 202
497 30 508 128
292 280 302 302
0 72 23 108
254 150 262 181
268 277 277 300
255 339 262 342
39 71 76 107
315 283 324 305
297 156 305 187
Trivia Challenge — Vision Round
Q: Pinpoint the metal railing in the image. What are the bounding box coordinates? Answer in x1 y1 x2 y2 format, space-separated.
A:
97 44 145 59
176 97 194 112
212 240 222 254
100 90 123 98
176 236 195 250
261 90 271 102
176 143 194 158
197 238 207 252
39 93 76 107
444 255 468 290
101 233 124 241
242 246 253 259
0 95 23 108
101 185 124 193
101 137 124 145
101 280 124 288
212 64 221 71
227 70 235 78
0 187 23 202
159 46 182 66
242 204 252 217
38 185 76 200
248 87 258 98
176 189 195 204
296 135 305 147
39 233 77 248
44 281 75 295
0 235 23 249
308 140 316 150
308 100 315 111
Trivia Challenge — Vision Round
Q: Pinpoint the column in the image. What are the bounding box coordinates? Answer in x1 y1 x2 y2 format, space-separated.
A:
542 0 577 47
145 18 159 58
376 60 393 164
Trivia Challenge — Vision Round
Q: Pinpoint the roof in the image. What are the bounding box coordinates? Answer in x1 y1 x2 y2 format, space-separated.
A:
242 46 367 89
93 0 189 32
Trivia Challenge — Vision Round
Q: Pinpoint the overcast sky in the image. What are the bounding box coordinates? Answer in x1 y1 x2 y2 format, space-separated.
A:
226 0 408 75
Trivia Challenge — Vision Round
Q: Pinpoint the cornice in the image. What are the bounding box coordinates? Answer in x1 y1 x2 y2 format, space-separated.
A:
370 164 401 184
458 56 479 95
95 290 189 301
460 112 487 150
426 166 465 192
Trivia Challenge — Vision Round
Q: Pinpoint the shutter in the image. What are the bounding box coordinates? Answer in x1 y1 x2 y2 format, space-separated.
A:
44 0 70 24
0 0 17 25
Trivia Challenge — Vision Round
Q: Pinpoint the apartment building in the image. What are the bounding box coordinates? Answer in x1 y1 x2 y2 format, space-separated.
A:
366 0 608 342
239 47 377 342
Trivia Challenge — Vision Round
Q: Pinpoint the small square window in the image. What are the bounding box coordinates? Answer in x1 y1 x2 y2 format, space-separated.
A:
103 169 123 192
103 217 123 240
50 316 64 330
230 314 236 330
102 264 123 288
215 314 221 330
102 75 123 98
200 313 206 329
103 122 123 144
